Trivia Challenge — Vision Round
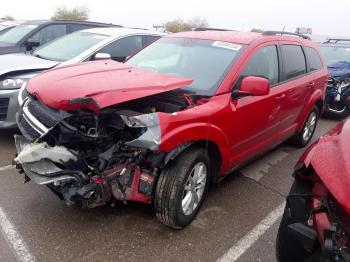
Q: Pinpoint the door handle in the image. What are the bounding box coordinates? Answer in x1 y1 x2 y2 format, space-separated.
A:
275 94 286 100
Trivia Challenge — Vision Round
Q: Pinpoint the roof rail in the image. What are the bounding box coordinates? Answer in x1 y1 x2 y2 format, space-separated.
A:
194 27 234 32
323 38 350 44
262 30 311 40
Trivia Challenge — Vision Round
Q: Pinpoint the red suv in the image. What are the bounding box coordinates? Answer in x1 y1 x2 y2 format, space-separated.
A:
15 30 328 228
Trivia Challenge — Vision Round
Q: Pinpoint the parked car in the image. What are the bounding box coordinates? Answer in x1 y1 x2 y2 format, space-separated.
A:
0 20 118 55
276 119 350 262
0 28 164 128
0 20 23 36
14 30 328 229
320 38 350 117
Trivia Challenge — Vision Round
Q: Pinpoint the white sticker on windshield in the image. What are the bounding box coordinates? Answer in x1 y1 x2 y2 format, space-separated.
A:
212 41 242 51
346 48 350 52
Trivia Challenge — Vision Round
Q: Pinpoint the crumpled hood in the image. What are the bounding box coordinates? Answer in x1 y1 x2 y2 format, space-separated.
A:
328 61 350 78
27 60 193 112
307 120 350 214
0 53 59 77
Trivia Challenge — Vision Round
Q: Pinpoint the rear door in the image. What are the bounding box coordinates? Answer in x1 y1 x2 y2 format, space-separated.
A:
277 44 313 133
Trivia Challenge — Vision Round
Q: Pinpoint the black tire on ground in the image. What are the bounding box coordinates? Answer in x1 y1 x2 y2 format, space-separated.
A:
293 106 319 148
276 206 311 262
154 147 210 229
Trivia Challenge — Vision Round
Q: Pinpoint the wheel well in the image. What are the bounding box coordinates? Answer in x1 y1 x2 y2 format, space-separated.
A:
192 140 222 177
315 99 324 114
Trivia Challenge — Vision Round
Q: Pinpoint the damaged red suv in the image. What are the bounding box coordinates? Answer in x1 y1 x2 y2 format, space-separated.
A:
15 30 328 228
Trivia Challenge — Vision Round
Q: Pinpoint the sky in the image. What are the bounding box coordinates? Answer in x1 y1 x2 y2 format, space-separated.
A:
1 0 349 36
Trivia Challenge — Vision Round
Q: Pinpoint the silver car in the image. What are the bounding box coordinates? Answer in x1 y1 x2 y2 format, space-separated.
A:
0 27 164 128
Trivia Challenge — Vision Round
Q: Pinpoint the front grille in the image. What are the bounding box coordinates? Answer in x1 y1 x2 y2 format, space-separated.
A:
18 113 41 139
27 100 58 128
0 98 9 121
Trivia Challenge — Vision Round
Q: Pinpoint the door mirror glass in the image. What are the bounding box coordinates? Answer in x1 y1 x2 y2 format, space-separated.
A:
234 76 270 98
25 38 40 51
94 53 111 61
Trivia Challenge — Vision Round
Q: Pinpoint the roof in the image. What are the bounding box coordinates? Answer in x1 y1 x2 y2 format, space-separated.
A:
166 30 314 45
21 20 119 27
167 31 261 44
81 27 165 37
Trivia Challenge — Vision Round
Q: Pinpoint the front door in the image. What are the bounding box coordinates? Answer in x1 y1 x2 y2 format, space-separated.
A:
227 44 285 167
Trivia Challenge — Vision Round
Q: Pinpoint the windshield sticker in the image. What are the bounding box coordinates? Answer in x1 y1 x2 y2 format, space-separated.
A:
346 48 350 52
212 41 242 51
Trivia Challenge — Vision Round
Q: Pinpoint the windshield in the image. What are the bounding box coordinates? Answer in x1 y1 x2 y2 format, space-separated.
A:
320 46 350 64
0 24 38 44
33 32 109 62
126 38 244 96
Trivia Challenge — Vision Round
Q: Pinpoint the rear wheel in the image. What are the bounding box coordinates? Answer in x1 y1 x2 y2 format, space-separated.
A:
155 147 210 229
293 106 319 148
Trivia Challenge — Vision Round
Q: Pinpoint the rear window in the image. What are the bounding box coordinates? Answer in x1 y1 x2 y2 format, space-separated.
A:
281 45 306 80
304 47 323 71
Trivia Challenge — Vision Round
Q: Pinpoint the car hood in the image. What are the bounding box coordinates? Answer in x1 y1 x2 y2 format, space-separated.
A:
306 120 350 213
27 60 193 112
0 53 59 77
0 42 21 55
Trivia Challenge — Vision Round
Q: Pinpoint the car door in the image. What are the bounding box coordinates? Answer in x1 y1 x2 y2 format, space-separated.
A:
277 44 312 133
95 35 144 62
228 44 286 166
95 35 161 62
25 24 68 50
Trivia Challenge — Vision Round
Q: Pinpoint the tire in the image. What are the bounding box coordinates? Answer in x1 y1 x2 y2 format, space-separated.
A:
276 207 311 262
155 147 210 229
293 106 319 148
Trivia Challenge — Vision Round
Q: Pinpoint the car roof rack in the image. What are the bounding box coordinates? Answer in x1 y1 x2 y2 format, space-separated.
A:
194 27 234 32
323 38 350 44
262 30 311 40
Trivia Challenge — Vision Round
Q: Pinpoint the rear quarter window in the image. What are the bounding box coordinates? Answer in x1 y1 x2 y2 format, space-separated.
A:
303 46 323 72
281 45 306 80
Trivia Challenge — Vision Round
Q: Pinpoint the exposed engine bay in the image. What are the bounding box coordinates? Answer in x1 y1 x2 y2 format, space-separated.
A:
14 90 195 208
326 76 350 114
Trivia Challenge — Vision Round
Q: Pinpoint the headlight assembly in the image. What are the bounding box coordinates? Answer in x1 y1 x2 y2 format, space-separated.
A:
1 78 27 89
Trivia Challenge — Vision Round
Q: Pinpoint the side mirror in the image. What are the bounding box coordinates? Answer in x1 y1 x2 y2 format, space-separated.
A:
124 55 131 62
25 38 40 51
94 53 111 61
233 76 270 98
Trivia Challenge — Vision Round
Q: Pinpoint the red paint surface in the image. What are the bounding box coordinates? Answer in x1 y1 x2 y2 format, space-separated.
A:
27 60 193 112
306 120 350 214
27 33 328 177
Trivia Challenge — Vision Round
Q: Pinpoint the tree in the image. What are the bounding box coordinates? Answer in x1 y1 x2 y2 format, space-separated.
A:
164 17 209 33
51 6 89 20
251 28 264 33
1 15 14 21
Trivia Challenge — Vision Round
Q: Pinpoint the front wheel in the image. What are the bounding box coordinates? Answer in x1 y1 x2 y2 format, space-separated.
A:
154 147 210 229
293 106 319 148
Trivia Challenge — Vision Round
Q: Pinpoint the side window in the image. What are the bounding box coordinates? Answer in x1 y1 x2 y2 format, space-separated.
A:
304 47 323 72
30 24 67 45
143 35 160 46
98 35 143 62
242 45 279 85
281 45 306 80
70 24 94 33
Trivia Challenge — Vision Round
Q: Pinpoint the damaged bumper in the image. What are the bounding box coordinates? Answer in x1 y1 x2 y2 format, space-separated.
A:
14 135 83 185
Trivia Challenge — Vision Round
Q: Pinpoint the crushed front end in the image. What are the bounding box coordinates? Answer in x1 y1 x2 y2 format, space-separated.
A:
14 90 189 208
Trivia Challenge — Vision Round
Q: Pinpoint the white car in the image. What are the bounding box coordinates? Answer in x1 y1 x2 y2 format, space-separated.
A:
0 20 23 36
0 27 165 128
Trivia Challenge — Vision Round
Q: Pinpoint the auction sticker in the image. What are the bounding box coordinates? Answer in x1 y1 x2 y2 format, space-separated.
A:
212 41 242 51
